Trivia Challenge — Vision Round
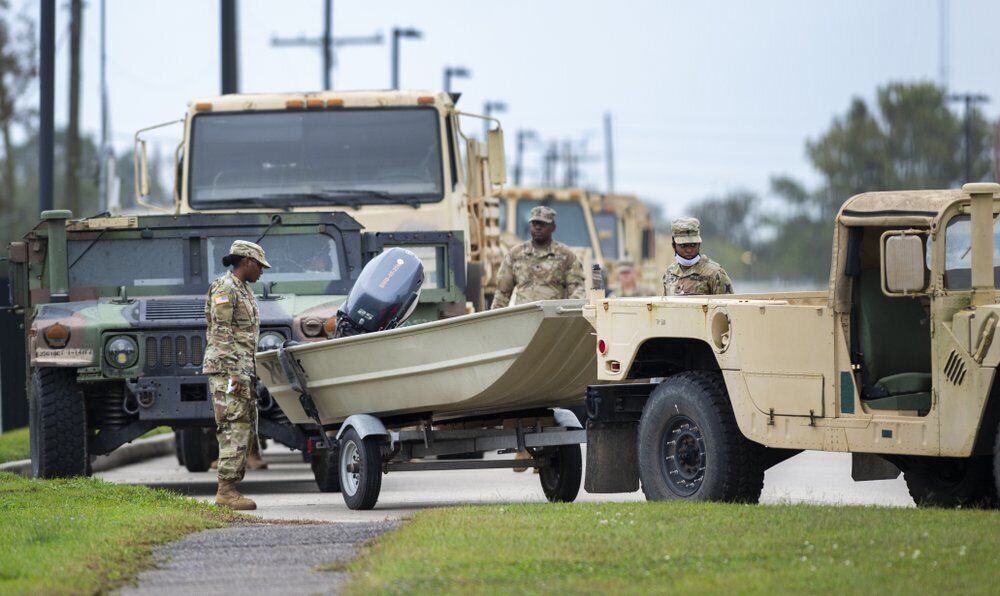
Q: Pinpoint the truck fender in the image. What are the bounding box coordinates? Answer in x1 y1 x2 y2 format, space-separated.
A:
552 408 583 430
336 414 389 441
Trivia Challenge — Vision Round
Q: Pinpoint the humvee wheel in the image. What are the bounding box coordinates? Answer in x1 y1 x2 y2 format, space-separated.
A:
339 428 383 510
638 371 764 503
904 456 998 508
311 444 342 493
538 444 583 503
178 428 219 473
30 368 88 478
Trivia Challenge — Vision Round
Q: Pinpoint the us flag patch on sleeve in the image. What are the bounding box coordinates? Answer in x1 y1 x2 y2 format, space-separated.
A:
214 295 230 305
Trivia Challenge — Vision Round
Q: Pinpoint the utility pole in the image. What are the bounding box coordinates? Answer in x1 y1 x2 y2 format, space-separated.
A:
948 93 989 183
939 0 949 88
603 112 615 193
391 27 422 90
443 66 471 93
98 0 112 212
221 0 239 94
271 1 383 90
39 0 55 214
66 0 83 215
482 100 506 139
542 142 558 187
514 130 536 186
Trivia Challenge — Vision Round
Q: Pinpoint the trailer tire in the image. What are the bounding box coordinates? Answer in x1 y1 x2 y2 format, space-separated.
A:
339 428 383 510
311 446 342 492
539 444 582 503
30 368 88 478
904 456 998 508
179 428 219 473
637 371 763 503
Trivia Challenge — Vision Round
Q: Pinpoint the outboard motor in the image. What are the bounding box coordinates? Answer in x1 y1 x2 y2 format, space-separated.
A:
335 247 424 338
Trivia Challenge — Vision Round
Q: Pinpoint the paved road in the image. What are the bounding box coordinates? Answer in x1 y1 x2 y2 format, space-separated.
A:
98 447 915 522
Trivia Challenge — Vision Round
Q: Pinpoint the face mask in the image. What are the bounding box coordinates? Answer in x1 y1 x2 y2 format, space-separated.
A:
675 254 701 267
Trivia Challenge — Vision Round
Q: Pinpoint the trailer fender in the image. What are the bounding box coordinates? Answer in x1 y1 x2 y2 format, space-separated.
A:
336 414 388 441
552 408 583 430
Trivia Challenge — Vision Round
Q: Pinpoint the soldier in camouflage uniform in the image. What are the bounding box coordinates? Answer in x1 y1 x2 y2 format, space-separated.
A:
203 240 270 510
491 206 586 309
663 217 734 296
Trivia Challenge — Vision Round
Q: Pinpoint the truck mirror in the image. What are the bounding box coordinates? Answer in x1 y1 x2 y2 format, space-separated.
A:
134 139 151 198
881 231 927 295
486 128 507 185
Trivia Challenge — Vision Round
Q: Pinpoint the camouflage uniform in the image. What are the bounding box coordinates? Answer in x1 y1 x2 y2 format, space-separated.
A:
202 241 269 482
662 217 734 296
491 207 586 309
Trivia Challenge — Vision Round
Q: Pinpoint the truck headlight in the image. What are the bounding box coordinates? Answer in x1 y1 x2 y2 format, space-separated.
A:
105 336 138 368
257 331 284 352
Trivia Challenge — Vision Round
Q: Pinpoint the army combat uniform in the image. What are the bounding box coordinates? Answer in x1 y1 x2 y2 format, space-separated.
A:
202 242 268 483
662 217 734 296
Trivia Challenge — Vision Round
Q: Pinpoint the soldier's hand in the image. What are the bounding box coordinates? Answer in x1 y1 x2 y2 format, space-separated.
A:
228 375 241 394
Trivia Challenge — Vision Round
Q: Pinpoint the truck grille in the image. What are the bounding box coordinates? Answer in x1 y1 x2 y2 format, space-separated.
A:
144 299 205 321
144 331 205 373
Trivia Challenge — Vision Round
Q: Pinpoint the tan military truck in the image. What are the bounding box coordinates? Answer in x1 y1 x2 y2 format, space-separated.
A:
583 183 1000 508
132 90 506 314
589 193 658 290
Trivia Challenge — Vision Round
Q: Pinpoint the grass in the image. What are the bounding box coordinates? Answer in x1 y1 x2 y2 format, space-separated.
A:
0 426 171 465
345 501 1000 594
0 471 240 594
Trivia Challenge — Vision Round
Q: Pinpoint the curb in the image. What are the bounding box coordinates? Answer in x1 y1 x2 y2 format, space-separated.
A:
0 432 175 478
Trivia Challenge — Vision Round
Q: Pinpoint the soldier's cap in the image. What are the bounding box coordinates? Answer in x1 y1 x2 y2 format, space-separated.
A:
528 205 557 224
671 217 702 244
227 240 271 268
617 260 635 273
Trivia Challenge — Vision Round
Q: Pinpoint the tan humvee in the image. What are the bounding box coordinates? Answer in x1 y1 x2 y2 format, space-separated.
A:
132 90 505 310
583 183 1000 508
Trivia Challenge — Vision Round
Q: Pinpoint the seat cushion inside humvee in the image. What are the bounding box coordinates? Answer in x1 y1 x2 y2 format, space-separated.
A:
863 392 932 411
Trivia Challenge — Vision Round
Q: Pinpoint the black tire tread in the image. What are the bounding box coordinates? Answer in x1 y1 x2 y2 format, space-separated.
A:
904 456 998 509
340 429 383 510
539 444 583 503
311 446 342 493
32 367 88 478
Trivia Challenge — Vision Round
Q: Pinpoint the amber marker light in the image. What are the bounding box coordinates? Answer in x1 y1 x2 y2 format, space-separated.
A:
194 102 213 111
326 99 344 108
323 317 338 336
44 323 71 348
417 96 435 105
306 98 324 109
286 99 305 109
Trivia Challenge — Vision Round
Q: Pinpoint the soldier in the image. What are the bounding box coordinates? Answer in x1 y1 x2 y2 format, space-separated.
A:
663 217 734 296
614 261 654 297
491 206 586 309
203 240 270 510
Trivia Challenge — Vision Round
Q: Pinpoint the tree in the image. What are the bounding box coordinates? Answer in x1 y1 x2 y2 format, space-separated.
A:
0 2 37 215
689 190 757 248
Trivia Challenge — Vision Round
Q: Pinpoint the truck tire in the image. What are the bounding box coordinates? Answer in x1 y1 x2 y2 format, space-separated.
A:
995 419 1000 501
904 456 998 508
637 371 764 503
539 444 582 502
30 368 88 478
179 428 219 473
174 430 186 466
339 428 383 510
311 446 342 493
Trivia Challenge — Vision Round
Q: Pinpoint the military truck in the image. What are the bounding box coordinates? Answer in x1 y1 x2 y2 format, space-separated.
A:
588 193 658 291
583 183 1000 508
132 90 505 314
8 209 464 478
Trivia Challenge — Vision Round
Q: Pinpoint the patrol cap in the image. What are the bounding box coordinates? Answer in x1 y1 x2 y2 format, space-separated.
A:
528 205 556 224
228 239 271 268
617 260 635 273
671 217 702 244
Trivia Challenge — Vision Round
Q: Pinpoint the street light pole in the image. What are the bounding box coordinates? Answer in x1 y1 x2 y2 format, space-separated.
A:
391 27 422 90
483 100 507 139
39 0 55 214
948 92 990 183
443 66 471 93
514 130 536 186
322 0 332 89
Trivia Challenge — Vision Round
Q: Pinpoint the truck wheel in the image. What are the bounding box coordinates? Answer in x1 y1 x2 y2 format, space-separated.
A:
311 446 342 493
995 420 1000 501
30 368 88 478
637 371 764 503
539 444 582 503
904 456 998 508
339 428 383 510
174 431 186 466
179 428 219 473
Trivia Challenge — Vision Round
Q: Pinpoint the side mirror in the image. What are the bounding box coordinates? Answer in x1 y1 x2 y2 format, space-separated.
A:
486 128 507 185
881 231 927 296
133 139 151 198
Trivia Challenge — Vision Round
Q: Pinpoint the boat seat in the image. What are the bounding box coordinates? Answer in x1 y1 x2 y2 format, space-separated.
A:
856 269 932 411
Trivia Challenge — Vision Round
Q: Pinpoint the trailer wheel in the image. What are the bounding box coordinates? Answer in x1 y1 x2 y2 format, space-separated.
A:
637 371 763 503
311 445 342 493
178 428 219 473
339 428 383 510
904 456 998 508
30 368 88 478
538 444 582 502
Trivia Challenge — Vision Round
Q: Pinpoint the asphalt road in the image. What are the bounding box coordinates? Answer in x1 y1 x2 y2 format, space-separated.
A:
98 447 915 522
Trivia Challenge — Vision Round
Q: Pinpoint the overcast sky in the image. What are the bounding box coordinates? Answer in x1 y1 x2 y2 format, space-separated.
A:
19 0 1000 219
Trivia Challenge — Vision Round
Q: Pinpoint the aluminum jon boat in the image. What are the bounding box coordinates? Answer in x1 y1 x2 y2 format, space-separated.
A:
255 299 596 426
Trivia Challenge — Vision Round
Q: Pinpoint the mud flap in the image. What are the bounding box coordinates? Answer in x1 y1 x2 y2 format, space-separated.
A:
851 452 901 481
585 422 639 493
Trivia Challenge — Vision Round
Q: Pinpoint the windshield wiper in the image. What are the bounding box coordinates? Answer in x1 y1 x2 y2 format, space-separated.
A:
322 189 422 209
256 192 362 210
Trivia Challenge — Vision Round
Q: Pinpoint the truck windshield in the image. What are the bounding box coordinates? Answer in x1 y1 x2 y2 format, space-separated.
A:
515 200 592 249
942 215 1000 289
592 212 620 260
207 234 343 283
69 238 187 287
189 108 444 208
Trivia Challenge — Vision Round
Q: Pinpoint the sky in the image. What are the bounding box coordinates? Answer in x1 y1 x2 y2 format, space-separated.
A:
16 0 1000 220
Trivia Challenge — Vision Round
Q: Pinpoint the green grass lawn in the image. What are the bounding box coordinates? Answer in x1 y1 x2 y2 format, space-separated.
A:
0 472 239 593
0 428 30 465
345 501 1000 594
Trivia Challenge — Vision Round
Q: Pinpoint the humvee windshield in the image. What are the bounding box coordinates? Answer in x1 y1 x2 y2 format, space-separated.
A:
188 108 444 208
515 200 592 249
942 215 1000 289
593 212 620 260
206 235 343 283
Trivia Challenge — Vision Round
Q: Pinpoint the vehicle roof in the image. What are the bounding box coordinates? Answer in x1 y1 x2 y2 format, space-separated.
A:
188 90 454 111
839 189 964 218
501 187 590 201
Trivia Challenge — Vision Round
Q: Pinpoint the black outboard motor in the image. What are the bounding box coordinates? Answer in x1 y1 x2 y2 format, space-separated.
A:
335 247 424 338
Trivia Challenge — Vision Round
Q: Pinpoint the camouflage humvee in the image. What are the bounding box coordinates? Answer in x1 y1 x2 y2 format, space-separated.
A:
8 209 465 477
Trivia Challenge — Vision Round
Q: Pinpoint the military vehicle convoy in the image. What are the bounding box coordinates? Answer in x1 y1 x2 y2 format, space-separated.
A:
584 183 1000 507
8 208 463 478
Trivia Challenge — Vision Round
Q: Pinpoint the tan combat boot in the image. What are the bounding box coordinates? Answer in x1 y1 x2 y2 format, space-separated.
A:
247 442 268 470
215 479 257 510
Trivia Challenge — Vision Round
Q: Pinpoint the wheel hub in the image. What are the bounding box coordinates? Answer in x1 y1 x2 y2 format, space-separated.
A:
661 416 706 496
340 440 361 496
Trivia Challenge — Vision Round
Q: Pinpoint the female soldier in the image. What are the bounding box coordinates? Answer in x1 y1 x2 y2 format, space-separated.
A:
203 240 270 510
